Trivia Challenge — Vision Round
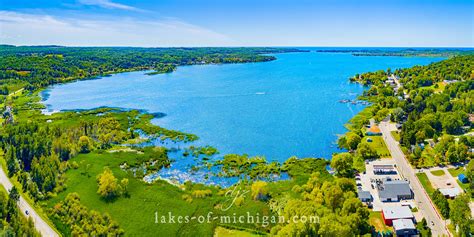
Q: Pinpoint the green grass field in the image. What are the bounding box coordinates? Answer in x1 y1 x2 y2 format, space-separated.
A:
416 173 435 195
369 211 392 232
447 167 464 177
213 226 266 237
430 170 446 176
447 167 470 192
425 82 446 93
362 136 391 158
43 150 272 236
390 131 400 142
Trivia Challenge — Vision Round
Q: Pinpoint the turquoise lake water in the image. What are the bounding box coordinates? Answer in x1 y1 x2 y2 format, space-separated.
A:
42 51 443 163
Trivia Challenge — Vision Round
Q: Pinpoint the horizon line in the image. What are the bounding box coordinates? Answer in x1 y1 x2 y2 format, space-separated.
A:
2 44 474 49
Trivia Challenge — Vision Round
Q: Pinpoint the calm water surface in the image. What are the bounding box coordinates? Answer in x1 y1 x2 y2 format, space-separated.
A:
42 51 443 162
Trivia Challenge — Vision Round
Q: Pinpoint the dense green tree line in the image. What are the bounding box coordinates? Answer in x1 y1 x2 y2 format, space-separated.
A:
0 45 303 90
50 192 123 236
351 56 473 168
270 173 370 236
0 187 40 236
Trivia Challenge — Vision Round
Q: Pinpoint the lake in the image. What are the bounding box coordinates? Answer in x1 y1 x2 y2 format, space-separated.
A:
41 50 442 163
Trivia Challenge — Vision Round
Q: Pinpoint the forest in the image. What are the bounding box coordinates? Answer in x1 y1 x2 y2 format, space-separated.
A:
0 45 305 91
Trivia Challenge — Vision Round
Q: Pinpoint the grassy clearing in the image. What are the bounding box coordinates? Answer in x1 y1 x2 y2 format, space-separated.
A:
345 106 376 132
426 82 446 93
390 131 400 142
369 211 392 232
447 167 470 191
362 136 390 158
44 150 272 236
416 173 435 195
430 170 446 176
213 226 266 237
447 167 464 177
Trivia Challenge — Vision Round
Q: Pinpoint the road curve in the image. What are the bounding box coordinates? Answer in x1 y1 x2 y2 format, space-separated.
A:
0 166 59 237
379 120 449 236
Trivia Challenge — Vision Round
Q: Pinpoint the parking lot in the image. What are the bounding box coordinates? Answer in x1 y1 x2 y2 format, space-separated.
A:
357 159 420 220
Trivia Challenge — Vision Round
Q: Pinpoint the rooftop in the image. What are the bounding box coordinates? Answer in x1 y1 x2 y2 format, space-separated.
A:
393 218 416 230
439 187 461 198
379 180 412 199
357 190 372 200
382 206 414 220
368 126 381 134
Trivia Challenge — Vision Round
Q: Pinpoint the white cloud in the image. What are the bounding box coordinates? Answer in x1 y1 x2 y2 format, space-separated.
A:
0 11 237 46
77 0 141 11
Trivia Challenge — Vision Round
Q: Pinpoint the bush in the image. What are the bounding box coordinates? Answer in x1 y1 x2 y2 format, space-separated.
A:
191 189 212 198
251 181 269 201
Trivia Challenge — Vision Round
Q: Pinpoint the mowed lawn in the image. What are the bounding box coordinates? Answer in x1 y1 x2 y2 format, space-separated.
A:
416 173 435 195
430 170 446 176
42 150 273 236
447 167 470 192
390 131 400 142
213 227 265 237
362 136 391 158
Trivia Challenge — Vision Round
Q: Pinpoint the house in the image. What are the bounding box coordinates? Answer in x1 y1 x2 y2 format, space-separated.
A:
382 206 414 225
378 180 413 202
458 174 468 183
366 125 382 136
393 219 417 236
357 190 373 202
439 187 461 199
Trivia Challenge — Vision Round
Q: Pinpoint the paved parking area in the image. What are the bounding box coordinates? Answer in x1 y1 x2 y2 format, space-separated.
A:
358 159 418 217
422 167 463 192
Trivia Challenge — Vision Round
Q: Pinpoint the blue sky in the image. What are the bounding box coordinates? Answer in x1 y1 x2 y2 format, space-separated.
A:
0 0 473 46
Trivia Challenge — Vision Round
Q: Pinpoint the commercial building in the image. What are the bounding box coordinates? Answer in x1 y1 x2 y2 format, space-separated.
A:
378 180 413 202
393 218 417 236
439 187 461 199
382 206 414 226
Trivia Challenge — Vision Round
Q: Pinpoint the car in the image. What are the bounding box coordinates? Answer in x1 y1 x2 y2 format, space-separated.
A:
25 210 29 216
431 221 434 226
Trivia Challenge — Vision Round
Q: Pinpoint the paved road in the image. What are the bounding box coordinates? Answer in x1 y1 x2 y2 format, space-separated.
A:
379 120 449 237
0 166 59 237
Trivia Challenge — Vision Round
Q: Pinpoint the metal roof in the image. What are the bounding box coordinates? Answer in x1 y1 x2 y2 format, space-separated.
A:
382 206 414 220
357 190 372 200
379 180 412 199
439 187 461 198
393 218 416 230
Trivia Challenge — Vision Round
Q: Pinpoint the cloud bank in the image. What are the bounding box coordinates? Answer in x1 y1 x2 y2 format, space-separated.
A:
0 11 237 47
77 0 143 12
